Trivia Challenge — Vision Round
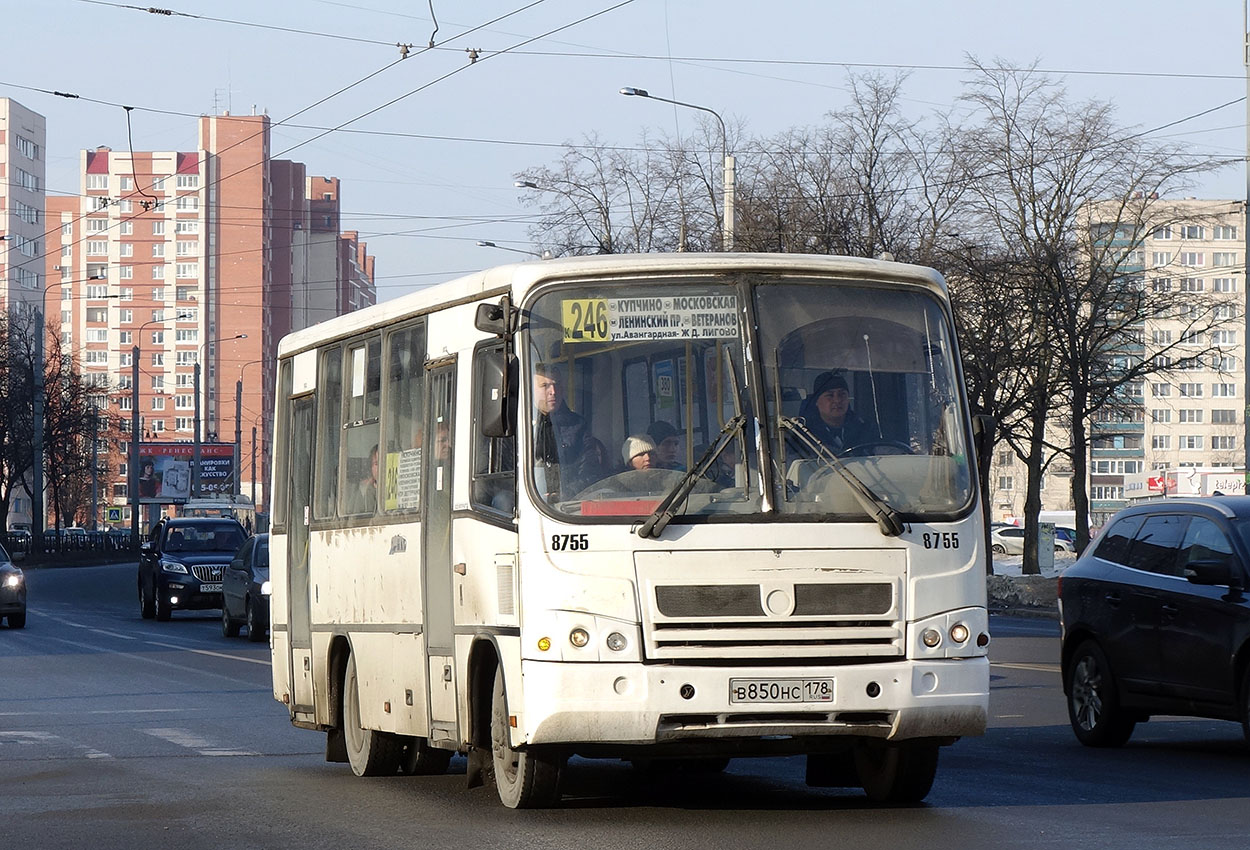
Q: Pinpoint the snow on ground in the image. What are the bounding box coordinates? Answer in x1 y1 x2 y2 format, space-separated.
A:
990 551 1076 578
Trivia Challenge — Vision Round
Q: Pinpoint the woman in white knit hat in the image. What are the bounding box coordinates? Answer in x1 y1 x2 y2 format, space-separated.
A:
621 434 656 471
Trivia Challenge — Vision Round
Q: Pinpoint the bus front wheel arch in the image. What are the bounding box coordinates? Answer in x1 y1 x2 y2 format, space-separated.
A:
487 664 563 808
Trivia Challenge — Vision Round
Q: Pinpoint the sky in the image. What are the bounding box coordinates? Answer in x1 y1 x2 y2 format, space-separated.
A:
4 0 1248 305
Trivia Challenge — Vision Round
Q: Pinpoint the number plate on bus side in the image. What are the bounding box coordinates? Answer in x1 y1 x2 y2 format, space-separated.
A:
729 678 834 704
199 583 222 593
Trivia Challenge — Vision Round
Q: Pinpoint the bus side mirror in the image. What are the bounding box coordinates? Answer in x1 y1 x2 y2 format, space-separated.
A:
478 349 515 438
972 414 994 469
475 299 514 336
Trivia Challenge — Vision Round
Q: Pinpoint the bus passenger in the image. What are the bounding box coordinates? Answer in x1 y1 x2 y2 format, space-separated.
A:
622 435 656 471
533 364 587 501
797 371 874 454
647 421 685 470
348 444 379 514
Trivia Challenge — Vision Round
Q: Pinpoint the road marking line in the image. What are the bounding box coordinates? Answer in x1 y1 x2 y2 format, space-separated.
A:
143 640 270 666
992 662 1061 673
88 628 137 640
144 727 258 757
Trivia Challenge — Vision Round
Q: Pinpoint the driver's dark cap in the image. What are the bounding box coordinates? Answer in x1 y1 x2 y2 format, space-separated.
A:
812 371 849 397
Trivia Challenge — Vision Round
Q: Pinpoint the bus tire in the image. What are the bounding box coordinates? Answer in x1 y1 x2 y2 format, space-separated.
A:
342 653 402 776
854 740 939 804
489 665 562 808
400 736 453 775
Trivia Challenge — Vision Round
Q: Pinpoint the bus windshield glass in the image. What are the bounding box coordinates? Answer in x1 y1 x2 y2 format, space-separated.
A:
524 273 973 523
757 281 973 517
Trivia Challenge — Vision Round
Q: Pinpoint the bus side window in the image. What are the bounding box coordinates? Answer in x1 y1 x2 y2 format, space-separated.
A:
383 323 426 514
471 342 515 516
341 336 382 517
313 346 342 520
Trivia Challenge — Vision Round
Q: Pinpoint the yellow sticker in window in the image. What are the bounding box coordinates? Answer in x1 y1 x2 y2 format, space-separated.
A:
561 298 610 343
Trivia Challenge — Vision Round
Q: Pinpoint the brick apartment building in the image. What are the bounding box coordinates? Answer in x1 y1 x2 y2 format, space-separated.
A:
47 112 374 525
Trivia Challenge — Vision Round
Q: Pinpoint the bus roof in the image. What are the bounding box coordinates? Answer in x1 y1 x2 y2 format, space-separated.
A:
276 252 946 359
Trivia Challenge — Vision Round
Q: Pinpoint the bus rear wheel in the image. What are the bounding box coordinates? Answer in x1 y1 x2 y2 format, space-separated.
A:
400 736 452 775
853 741 939 804
489 665 562 808
342 653 402 776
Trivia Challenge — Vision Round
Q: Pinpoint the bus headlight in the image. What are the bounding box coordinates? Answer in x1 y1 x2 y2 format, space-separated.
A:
949 623 970 644
921 628 942 648
569 628 590 648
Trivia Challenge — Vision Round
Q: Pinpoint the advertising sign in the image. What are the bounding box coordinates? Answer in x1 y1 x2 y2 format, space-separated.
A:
137 443 236 504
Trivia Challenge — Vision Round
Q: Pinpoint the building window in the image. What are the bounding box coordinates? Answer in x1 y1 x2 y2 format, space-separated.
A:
175 263 199 279
1181 225 1205 240
120 221 133 235
1213 330 1237 345
175 329 199 342
86 307 108 322
152 264 166 280
1213 435 1236 450
85 329 108 343
1180 278 1204 292
86 174 108 190
176 241 197 256
151 376 164 391
1213 278 1237 293
997 476 1014 491
1212 251 1238 267
151 331 164 344
1214 225 1238 240
152 396 165 410
1212 355 1236 371
152 287 165 301
1179 435 1204 450
151 310 165 322
150 420 165 433
87 240 107 255
1152 435 1171 449
176 174 199 188
84 351 108 365
1151 254 1172 269
119 396 132 411
152 221 166 236
175 195 199 211
175 394 193 410
152 243 165 258
152 176 166 192
1213 409 1238 424
176 286 196 301
1150 277 1171 291
120 309 133 323
151 353 165 367
87 219 108 233
1179 251 1204 267
176 417 193 431
120 243 133 257
119 331 132 345
175 220 199 234
1178 409 1203 424
1179 383 1203 397
15 134 40 160
1213 383 1237 397
1151 383 1171 397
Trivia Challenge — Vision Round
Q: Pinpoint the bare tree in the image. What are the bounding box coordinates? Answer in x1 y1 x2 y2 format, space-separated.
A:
0 310 36 530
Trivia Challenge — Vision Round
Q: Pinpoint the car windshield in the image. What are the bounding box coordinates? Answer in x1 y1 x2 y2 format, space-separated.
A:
165 524 244 553
523 273 973 524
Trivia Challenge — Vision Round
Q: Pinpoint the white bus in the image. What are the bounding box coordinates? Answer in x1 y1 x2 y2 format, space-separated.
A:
268 253 992 808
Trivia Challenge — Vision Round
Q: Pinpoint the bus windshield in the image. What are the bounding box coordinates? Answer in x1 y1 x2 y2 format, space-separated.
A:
524 273 973 523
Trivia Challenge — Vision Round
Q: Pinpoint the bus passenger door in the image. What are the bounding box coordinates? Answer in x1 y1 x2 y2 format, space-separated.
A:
287 396 315 715
423 363 458 745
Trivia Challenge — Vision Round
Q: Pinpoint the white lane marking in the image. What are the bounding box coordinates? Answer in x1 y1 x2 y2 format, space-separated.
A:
88 628 137 640
144 727 258 757
992 662 1061 673
143 640 270 666
0 709 192 717
0 730 113 759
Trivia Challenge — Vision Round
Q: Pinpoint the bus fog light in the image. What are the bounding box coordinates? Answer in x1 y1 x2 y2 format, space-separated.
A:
569 628 590 648
606 632 628 652
921 628 941 648
537 637 551 652
949 623 970 644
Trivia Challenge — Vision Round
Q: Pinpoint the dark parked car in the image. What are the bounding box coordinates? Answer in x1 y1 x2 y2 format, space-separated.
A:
138 518 247 621
1059 497 1250 747
0 543 26 628
222 533 269 642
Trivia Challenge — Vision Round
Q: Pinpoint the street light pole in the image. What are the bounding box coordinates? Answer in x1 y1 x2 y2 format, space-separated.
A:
619 86 734 251
236 359 263 499
194 333 247 499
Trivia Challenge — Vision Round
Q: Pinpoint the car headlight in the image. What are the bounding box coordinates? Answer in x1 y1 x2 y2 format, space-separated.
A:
260 580 272 596
160 560 188 574
4 573 21 588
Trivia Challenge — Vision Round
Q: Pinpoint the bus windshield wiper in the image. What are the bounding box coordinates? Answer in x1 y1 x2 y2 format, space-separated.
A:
637 415 746 539
780 416 904 537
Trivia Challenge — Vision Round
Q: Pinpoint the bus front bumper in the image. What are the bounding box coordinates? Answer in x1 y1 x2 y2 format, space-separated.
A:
517 656 988 750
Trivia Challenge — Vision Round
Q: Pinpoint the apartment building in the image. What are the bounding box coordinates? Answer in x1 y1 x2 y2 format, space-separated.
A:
988 198 1245 526
0 97 47 530
48 112 375 523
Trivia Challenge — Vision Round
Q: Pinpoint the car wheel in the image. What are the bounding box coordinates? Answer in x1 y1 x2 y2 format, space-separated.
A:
991 543 1006 554
1066 639 1135 747
400 736 453 775
1241 672 1250 745
489 664 563 808
854 741 939 804
222 603 240 638
342 653 402 776
154 586 171 622
7 610 26 629
245 596 267 643
139 578 155 619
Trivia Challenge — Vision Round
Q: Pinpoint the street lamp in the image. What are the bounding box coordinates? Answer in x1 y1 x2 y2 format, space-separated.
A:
619 86 735 251
194 333 247 499
476 240 548 259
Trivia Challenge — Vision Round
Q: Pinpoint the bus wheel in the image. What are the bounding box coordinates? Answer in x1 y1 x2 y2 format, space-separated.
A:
853 741 939 804
342 653 402 776
400 736 452 775
489 665 562 808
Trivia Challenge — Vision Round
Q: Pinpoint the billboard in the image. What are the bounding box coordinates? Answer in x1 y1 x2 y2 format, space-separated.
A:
137 443 236 504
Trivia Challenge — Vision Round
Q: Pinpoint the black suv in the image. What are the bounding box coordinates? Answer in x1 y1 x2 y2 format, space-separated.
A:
1059 497 1250 747
139 518 247 621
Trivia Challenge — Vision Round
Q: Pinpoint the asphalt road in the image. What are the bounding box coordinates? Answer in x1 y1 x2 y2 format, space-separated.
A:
1 563 1247 850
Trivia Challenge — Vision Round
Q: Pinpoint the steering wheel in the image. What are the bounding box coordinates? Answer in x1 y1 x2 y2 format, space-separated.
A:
839 440 915 457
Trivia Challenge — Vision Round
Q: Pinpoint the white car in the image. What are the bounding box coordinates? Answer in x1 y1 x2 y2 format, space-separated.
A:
990 525 1075 554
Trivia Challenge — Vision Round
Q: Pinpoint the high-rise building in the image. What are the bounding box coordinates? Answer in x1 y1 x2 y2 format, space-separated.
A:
0 97 47 532
48 113 375 523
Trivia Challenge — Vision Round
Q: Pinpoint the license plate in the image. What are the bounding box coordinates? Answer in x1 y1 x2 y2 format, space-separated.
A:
729 678 834 704
199 583 222 593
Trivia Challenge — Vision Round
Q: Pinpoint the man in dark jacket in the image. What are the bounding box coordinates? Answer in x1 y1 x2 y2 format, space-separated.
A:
532 364 589 501
797 371 876 455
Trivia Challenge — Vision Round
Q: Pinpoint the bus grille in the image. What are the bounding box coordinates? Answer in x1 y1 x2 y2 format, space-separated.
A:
642 581 902 661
